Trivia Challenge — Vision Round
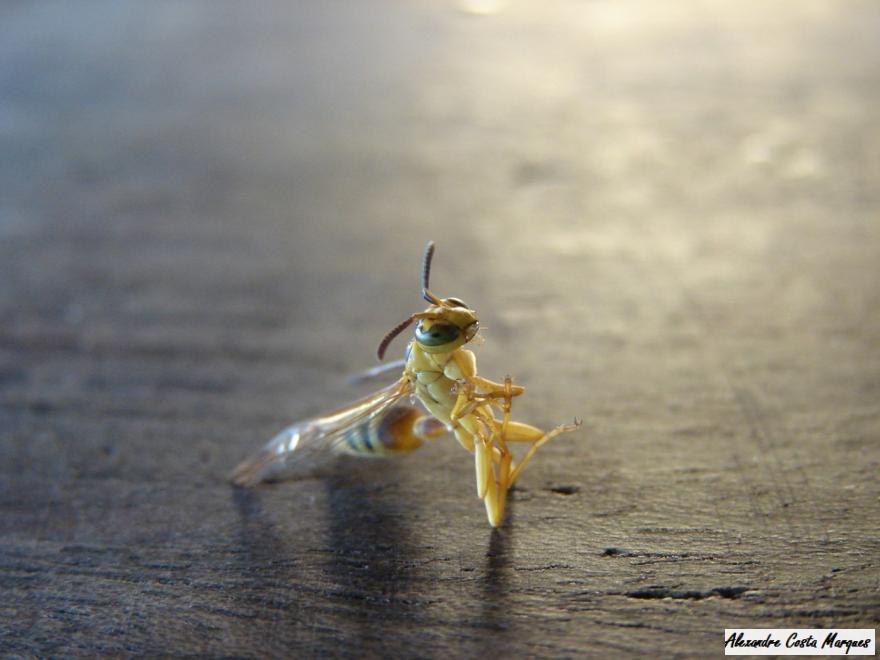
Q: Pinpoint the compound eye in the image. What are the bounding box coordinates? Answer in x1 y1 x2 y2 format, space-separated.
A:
445 297 468 308
415 322 461 347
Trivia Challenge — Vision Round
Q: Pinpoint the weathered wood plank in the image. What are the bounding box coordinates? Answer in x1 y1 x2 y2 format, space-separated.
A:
1 0 878 656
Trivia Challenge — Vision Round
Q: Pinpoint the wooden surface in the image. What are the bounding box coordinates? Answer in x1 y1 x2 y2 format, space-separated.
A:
2 1 879 656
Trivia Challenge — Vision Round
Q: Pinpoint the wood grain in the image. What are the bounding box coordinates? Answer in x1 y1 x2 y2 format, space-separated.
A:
1 1 878 656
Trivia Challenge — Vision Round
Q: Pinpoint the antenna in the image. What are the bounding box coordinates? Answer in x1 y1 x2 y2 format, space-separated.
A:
377 315 416 360
421 241 441 304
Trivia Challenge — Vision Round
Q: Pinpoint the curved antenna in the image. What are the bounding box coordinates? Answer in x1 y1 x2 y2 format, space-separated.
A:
378 242 444 361
422 241 435 291
377 315 416 361
422 241 442 304
376 310 442 361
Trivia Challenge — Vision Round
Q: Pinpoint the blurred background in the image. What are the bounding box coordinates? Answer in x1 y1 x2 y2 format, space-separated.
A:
2 0 878 655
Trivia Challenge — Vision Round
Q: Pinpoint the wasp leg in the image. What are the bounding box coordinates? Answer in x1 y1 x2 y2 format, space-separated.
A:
475 435 493 500
479 419 581 528
498 376 514 450
453 395 491 421
506 419 582 486
499 421 548 441
476 379 516 528
450 380 476 423
448 376 529 524
471 377 521 527
470 415 495 499
470 375 525 398
450 381 499 454
453 426 476 453
482 444 512 527
450 404 488 455
458 376 518 445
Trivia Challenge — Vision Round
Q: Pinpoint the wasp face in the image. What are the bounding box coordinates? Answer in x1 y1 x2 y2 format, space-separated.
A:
414 301 479 354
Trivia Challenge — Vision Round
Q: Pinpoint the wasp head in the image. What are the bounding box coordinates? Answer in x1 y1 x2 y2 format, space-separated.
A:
413 297 480 355
377 242 480 360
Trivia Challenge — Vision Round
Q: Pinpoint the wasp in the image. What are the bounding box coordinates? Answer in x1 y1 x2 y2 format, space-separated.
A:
231 242 580 527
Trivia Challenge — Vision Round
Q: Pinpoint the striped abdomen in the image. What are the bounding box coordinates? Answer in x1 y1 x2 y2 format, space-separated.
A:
341 405 446 455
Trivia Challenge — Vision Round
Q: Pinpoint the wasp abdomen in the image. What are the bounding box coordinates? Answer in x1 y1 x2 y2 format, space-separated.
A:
342 406 427 456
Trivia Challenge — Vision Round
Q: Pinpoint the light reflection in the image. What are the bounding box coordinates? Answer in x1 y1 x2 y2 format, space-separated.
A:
458 0 507 16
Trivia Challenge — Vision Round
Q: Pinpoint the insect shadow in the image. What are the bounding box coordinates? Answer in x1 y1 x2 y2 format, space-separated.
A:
322 461 419 651
478 495 515 637
229 488 318 652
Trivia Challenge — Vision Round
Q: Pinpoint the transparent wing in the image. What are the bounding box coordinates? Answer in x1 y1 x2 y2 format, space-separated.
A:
230 377 412 486
346 358 407 385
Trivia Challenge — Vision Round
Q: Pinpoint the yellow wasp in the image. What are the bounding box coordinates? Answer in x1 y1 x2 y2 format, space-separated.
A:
231 242 580 527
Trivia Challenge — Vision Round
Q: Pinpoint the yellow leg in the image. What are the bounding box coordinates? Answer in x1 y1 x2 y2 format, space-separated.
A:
452 376 524 424
482 414 582 527
453 426 475 453
448 373 580 528
502 421 547 441
507 419 581 485
482 446 511 527
469 415 494 499
481 377 518 527
450 381 475 422
475 435 492 499
471 375 525 398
